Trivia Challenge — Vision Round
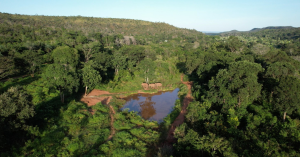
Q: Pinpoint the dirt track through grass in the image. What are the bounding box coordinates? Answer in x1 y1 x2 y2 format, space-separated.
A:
166 74 193 144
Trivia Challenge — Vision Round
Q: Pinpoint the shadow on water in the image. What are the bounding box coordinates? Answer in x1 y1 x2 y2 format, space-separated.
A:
121 88 179 123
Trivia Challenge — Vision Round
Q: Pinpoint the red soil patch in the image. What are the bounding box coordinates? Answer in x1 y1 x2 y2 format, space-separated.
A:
80 89 112 107
86 89 111 97
166 74 193 144
80 89 116 142
81 96 112 107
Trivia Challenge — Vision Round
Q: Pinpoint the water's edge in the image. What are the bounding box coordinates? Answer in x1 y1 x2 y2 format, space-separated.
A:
121 88 179 123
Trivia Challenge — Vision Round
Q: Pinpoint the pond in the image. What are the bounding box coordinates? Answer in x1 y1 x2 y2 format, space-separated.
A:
121 88 179 123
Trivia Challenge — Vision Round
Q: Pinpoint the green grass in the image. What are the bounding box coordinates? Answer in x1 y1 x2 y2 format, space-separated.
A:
0 65 182 156
0 75 38 93
158 83 188 144
182 74 189 82
95 64 182 95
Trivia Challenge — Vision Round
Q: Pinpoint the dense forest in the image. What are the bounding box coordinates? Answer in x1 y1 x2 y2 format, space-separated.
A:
1 12 300 156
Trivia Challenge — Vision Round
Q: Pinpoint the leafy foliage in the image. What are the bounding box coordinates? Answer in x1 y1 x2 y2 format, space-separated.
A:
82 61 102 95
0 86 35 152
174 28 300 156
2 12 300 157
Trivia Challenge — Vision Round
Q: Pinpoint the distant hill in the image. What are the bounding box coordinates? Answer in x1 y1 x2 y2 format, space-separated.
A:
204 29 246 36
249 26 294 32
201 31 221 36
0 12 203 43
217 26 300 41
202 32 220 36
203 26 298 36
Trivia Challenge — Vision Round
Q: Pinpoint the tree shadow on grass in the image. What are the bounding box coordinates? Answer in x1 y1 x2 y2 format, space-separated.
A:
175 62 198 82
22 95 100 156
1 93 67 156
0 76 39 93
176 62 187 74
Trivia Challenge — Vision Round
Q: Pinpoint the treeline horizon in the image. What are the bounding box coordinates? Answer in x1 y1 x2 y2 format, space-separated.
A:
1 12 300 156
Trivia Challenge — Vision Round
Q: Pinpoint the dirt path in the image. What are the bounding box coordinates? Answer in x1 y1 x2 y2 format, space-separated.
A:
80 90 116 141
81 80 190 144
166 74 193 144
107 105 116 141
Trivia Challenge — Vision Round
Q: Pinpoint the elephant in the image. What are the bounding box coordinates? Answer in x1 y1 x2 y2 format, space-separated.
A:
149 84 156 89
155 83 162 89
141 83 149 90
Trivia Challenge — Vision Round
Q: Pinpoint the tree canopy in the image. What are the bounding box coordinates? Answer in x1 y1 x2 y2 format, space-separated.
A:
1 12 300 157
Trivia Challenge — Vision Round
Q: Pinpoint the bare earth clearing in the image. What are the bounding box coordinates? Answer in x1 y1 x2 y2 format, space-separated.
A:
80 90 115 141
80 90 112 107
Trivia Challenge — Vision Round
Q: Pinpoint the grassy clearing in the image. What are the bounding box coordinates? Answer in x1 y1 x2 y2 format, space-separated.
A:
95 58 182 95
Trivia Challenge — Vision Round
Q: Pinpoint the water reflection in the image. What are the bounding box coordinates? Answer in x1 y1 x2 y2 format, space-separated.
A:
121 88 179 123
139 97 156 120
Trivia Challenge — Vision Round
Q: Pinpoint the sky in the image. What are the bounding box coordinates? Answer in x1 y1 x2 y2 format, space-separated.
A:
0 0 299 32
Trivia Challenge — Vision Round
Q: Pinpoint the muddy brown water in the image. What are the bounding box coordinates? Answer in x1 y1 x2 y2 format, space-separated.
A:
121 88 179 123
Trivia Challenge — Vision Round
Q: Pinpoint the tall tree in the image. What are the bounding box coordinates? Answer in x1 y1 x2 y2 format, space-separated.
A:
273 76 300 121
112 50 127 75
43 46 80 103
81 42 103 62
51 46 79 68
265 62 295 79
82 61 102 96
208 61 264 116
126 46 146 71
138 58 156 84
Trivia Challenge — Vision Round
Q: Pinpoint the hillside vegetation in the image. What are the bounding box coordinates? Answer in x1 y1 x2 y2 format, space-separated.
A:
1 12 300 156
0 12 202 45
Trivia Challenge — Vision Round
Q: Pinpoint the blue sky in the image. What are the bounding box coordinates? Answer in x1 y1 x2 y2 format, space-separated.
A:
0 0 299 32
